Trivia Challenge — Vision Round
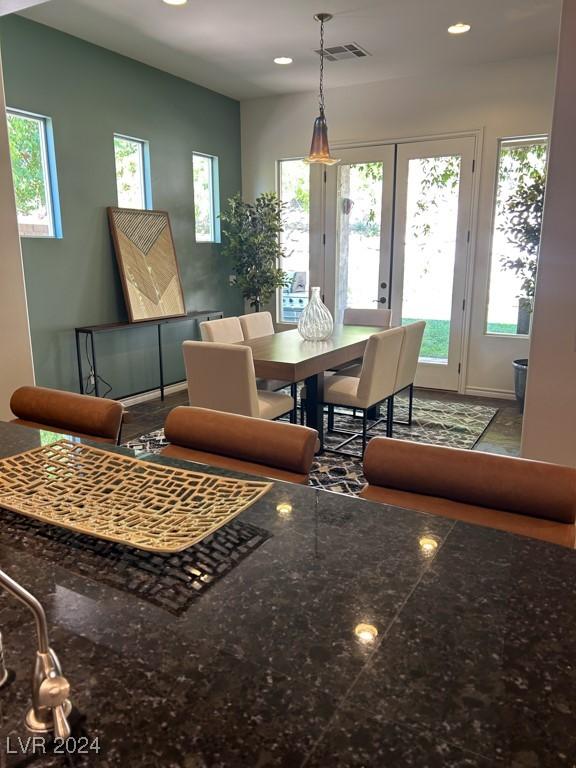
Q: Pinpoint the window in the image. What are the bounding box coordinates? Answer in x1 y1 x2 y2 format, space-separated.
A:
278 159 310 323
486 137 548 336
7 110 61 238
193 152 220 242
114 134 151 209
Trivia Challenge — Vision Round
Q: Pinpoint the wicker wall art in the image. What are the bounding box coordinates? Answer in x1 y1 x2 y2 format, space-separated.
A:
0 441 272 553
108 207 186 322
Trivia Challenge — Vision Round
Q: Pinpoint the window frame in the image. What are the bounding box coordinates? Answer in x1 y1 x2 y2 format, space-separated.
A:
192 151 220 244
113 133 153 210
484 134 548 339
7 108 62 239
276 157 312 325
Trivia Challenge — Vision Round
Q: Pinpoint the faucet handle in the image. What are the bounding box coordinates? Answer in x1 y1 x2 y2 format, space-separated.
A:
52 703 71 741
37 674 72 739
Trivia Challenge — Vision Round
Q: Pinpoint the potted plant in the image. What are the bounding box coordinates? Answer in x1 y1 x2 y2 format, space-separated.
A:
220 192 289 312
498 160 546 411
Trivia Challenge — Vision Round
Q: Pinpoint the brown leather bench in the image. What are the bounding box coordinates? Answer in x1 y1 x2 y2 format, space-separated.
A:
360 437 576 548
161 406 318 484
10 386 124 445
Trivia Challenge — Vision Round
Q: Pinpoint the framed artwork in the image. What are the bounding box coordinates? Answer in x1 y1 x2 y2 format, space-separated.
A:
108 207 186 322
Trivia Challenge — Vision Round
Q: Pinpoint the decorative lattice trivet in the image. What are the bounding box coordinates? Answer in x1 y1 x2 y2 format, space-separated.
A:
0 508 271 615
0 440 272 553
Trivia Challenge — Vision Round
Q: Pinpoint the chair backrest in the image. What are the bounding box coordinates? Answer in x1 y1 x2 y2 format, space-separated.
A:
10 386 124 444
363 437 576 525
239 311 275 340
394 321 426 393
356 326 405 407
199 317 244 343
182 341 259 417
343 308 392 328
164 406 318 477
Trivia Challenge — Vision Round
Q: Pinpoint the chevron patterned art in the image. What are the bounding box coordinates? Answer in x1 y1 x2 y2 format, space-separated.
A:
108 207 186 322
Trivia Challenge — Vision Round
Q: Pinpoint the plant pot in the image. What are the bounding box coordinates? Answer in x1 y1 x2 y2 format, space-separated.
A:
513 358 528 413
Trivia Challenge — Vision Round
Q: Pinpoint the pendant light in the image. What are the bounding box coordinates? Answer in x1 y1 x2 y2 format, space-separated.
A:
304 13 339 166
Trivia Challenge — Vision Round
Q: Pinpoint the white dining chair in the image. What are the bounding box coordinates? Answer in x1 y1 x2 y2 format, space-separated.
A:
330 307 393 375
344 320 426 435
239 311 275 339
182 341 295 421
343 308 392 328
199 317 244 343
239 311 296 399
389 320 426 430
301 326 405 456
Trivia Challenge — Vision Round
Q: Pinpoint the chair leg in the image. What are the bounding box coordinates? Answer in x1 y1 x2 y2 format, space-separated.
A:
362 409 368 456
408 383 414 426
386 397 395 438
327 404 335 432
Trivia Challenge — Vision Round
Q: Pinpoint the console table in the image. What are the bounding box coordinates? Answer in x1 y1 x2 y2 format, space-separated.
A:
75 310 223 400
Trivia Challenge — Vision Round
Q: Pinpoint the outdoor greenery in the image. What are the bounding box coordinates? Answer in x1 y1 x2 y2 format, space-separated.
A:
114 136 141 198
404 318 516 359
497 143 547 305
220 192 290 311
7 112 47 216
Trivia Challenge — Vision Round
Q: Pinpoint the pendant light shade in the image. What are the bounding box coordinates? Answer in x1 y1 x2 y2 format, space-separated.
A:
306 109 339 165
305 13 339 166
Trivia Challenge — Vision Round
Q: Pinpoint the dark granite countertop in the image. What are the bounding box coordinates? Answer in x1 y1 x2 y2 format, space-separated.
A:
0 421 574 767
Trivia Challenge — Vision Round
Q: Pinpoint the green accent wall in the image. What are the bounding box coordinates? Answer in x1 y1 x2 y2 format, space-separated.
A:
0 16 242 398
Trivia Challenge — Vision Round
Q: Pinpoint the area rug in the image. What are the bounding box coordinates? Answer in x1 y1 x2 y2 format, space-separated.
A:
125 396 498 497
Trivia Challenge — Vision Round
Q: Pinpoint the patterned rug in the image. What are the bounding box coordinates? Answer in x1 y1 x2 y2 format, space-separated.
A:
125 395 498 497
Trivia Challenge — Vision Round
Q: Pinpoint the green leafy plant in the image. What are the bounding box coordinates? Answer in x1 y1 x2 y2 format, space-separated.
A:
220 192 290 311
7 113 46 216
498 167 546 305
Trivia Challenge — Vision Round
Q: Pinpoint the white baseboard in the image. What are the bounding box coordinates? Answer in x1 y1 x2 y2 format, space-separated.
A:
120 381 187 408
464 387 515 400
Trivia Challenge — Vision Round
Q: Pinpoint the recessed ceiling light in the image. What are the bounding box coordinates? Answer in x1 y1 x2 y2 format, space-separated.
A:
162 0 187 5
448 22 471 35
274 57 293 65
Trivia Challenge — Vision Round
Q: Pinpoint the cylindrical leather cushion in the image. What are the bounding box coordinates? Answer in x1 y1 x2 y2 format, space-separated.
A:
363 437 576 524
165 406 317 475
10 386 124 442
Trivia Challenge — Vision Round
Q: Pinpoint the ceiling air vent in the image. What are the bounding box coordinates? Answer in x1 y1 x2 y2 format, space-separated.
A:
315 43 371 62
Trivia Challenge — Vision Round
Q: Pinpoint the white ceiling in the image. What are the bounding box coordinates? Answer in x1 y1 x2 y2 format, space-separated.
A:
21 0 561 100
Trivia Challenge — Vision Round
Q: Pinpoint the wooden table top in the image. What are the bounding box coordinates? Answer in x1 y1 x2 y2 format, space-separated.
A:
241 326 381 381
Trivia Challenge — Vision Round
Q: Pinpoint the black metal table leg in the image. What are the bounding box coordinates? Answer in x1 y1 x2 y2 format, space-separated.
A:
304 373 324 450
366 405 379 420
90 331 100 397
158 323 165 401
75 330 84 394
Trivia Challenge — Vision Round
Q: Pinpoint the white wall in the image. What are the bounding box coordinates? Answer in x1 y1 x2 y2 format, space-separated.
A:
0 44 35 418
522 0 576 465
241 54 556 396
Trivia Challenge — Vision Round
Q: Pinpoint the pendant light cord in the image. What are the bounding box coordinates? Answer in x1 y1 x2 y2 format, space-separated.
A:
319 16 325 114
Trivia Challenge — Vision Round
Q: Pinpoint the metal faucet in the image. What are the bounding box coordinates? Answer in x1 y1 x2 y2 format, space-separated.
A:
0 568 72 739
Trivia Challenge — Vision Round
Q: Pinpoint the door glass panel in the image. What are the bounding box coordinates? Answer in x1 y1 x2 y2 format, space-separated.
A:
279 159 310 323
335 163 383 325
401 155 462 364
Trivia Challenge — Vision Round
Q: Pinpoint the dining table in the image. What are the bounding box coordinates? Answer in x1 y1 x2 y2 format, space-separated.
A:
241 325 382 444
0 420 574 766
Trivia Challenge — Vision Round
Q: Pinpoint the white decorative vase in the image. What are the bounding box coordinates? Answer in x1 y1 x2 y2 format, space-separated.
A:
297 287 334 341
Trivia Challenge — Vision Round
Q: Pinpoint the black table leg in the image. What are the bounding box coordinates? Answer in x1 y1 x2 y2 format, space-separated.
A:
366 405 379 420
304 373 324 450
75 330 84 394
158 323 165 401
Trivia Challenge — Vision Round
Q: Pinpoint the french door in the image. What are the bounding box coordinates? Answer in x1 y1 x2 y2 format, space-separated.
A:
323 136 475 390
